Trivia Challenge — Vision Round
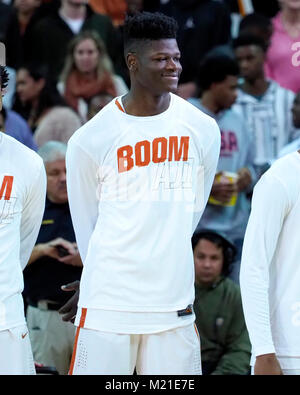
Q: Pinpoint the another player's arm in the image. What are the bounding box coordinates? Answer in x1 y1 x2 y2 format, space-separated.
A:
240 175 289 375
194 120 221 229
65 140 100 262
19 163 47 270
60 141 99 322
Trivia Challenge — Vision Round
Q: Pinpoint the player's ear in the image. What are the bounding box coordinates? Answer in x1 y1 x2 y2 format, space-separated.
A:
126 53 138 73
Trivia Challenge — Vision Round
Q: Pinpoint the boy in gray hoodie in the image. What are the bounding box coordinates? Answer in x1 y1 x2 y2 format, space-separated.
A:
189 51 256 282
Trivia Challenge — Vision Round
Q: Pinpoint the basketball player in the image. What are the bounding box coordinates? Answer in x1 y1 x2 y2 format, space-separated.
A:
0 64 47 374
240 149 300 375
66 12 221 375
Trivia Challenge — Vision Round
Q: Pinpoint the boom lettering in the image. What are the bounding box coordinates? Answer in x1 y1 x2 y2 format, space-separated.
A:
0 176 13 200
117 136 190 173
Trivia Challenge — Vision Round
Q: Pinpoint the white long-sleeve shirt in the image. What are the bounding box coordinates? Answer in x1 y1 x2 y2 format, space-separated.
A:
66 93 220 332
0 133 46 331
240 151 300 368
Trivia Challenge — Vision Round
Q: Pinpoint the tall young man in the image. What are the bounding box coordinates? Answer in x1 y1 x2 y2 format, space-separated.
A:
240 148 300 375
0 65 47 374
66 12 220 375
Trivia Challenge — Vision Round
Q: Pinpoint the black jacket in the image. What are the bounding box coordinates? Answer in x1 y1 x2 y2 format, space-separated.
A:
4 7 45 70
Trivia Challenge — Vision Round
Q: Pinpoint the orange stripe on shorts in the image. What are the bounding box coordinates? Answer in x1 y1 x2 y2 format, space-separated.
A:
194 323 200 341
68 308 87 375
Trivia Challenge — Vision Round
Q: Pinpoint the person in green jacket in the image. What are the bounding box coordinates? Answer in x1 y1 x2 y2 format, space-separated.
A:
192 229 251 375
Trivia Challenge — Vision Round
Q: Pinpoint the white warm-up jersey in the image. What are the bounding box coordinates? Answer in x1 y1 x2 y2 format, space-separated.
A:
0 133 46 331
66 93 220 332
240 151 300 369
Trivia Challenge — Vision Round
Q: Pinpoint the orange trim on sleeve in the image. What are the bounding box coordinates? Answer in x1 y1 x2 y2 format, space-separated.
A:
115 98 125 113
68 308 87 375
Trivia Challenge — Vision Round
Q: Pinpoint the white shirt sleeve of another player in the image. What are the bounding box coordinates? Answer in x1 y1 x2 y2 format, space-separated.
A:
66 141 100 263
240 174 290 357
19 163 47 270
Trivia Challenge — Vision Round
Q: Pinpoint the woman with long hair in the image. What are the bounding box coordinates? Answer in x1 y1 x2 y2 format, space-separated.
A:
59 30 128 122
13 63 81 147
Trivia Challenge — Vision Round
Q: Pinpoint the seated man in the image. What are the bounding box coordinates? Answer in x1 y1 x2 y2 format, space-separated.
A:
192 229 251 375
23 141 82 375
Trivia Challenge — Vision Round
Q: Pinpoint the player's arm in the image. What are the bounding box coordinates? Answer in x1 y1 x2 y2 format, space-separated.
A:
239 174 289 374
65 140 100 263
193 120 220 230
19 163 47 270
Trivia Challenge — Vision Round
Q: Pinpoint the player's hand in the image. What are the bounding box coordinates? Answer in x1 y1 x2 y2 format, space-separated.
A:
237 167 252 192
59 280 80 323
210 172 237 203
254 354 283 375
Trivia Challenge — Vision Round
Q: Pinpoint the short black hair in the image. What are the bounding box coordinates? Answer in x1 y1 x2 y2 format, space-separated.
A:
197 52 239 91
123 11 178 54
0 66 9 90
233 33 267 53
192 229 237 275
239 12 271 34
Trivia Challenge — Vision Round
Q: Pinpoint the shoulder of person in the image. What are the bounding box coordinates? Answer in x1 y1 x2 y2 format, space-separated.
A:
222 276 242 298
68 97 116 144
2 133 43 168
174 94 217 124
269 79 295 99
46 106 81 122
86 5 114 25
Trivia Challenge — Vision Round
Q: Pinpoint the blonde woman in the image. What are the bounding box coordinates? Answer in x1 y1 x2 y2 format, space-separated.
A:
58 30 128 122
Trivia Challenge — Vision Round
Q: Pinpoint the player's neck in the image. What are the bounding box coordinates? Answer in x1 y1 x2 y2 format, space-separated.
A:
122 89 171 117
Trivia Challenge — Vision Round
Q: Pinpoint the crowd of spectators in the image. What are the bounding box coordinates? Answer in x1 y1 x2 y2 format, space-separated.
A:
1 0 300 375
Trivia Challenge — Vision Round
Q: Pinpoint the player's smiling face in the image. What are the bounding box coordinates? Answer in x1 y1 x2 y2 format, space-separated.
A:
135 39 182 95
